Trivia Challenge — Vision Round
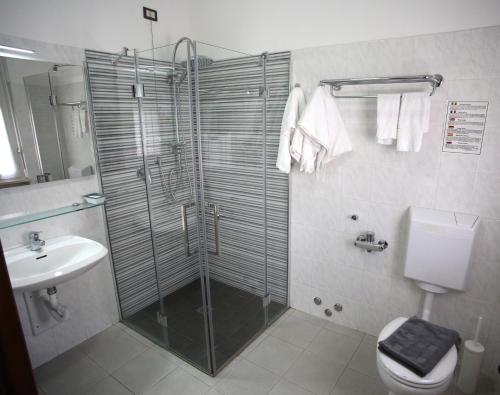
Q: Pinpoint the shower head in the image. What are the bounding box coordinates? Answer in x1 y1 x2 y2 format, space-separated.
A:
170 55 213 85
180 55 214 71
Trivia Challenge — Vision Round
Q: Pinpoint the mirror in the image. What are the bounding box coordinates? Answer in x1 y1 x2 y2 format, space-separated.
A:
0 56 94 188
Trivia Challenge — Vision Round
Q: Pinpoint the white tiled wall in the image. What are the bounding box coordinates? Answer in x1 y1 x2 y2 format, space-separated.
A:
289 26 500 379
0 176 119 368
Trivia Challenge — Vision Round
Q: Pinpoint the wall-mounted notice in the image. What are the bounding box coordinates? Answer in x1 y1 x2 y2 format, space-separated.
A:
442 101 488 154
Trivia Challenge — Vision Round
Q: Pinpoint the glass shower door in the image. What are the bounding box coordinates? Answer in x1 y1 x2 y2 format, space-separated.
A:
198 46 291 373
132 46 213 372
194 44 271 372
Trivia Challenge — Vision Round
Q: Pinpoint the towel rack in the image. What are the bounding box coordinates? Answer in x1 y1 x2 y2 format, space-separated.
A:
319 74 443 99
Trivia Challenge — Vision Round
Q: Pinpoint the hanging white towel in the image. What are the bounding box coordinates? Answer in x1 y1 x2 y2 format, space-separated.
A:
79 108 88 136
290 128 304 162
72 107 88 138
297 86 352 173
72 107 83 138
397 92 431 152
376 93 401 145
276 86 306 173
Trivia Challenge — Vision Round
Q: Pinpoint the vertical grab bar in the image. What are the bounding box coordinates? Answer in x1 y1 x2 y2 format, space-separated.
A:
209 203 220 256
181 202 220 257
181 202 194 257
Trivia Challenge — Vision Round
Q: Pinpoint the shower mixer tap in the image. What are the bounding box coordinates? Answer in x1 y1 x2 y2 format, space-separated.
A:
354 231 388 253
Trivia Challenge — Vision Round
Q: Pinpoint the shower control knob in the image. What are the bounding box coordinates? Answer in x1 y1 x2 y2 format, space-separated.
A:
313 297 322 305
378 240 389 249
324 309 333 317
334 303 343 312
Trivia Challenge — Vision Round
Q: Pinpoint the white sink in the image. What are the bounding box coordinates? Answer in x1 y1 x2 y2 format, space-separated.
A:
6 235 108 292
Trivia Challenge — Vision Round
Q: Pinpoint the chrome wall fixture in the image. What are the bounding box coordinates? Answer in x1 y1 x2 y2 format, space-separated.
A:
354 231 388 253
319 74 443 98
111 46 129 65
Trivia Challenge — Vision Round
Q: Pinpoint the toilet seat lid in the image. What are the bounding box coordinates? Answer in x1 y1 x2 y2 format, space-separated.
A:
377 317 457 388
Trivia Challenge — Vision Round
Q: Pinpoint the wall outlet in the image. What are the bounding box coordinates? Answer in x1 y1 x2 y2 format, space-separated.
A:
143 7 157 21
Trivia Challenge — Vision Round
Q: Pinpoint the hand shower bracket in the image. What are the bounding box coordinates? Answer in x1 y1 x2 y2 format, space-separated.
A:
132 83 144 98
354 231 388 253
167 141 186 155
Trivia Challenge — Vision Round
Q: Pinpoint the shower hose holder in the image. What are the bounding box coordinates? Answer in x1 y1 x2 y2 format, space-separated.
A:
354 231 388 253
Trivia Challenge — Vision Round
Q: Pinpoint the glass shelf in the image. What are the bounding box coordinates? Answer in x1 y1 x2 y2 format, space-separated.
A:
0 201 104 230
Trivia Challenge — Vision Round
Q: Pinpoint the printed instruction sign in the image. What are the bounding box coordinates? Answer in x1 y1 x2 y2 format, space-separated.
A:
442 101 488 154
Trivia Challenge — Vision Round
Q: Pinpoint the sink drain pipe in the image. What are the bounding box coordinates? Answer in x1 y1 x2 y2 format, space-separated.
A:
45 287 69 321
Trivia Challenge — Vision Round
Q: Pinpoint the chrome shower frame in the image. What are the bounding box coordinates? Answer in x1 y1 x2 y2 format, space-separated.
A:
171 37 216 373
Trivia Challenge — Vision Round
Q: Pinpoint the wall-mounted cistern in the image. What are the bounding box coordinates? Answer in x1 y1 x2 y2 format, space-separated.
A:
29 231 45 251
354 231 388 252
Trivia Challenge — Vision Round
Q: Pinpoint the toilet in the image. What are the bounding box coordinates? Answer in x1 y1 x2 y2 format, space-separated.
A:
376 207 479 395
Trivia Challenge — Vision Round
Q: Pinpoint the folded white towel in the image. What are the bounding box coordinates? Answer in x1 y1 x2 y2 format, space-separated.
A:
397 92 431 152
297 86 352 173
276 86 306 173
377 93 401 145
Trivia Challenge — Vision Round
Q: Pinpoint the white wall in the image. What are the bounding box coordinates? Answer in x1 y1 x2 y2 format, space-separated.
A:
4 0 500 56
0 0 190 53
189 0 500 53
289 25 500 379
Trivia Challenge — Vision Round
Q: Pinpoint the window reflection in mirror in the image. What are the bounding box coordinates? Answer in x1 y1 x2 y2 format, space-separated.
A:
0 57 94 188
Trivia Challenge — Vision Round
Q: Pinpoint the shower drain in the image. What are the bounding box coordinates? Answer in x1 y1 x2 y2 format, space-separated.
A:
195 306 215 314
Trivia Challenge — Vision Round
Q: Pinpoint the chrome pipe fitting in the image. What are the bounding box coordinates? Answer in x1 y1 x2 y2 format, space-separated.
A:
354 231 388 253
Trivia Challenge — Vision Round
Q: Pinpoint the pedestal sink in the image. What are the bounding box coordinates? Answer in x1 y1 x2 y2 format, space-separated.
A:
5 235 108 292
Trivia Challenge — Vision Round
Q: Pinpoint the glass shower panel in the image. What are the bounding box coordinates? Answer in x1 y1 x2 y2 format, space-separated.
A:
131 46 212 372
196 44 269 372
85 50 162 326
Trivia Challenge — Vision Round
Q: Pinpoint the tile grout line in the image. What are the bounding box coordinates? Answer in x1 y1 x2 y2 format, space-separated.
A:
328 333 367 394
110 353 180 394
262 319 329 395
77 331 148 376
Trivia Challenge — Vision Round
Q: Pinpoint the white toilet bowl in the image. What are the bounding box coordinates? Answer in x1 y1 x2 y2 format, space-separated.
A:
376 317 457 395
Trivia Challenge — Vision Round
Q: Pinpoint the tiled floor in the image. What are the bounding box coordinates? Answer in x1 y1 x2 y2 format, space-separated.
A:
34 308 495 395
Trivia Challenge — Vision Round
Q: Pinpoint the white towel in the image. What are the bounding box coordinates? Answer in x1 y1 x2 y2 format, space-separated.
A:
376 93 401 145
397 92 431 152
276 86 306 173
72 107 83 138
71 107 88 138
297 86 352 173
290 128 304 162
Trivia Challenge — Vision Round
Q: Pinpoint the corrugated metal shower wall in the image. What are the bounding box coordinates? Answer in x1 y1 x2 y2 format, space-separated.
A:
85 49 290 318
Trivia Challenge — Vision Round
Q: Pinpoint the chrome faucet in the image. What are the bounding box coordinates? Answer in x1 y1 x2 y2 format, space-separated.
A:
29 231 45 251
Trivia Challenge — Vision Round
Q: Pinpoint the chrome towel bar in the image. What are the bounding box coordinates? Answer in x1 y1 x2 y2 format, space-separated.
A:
319 74 443 98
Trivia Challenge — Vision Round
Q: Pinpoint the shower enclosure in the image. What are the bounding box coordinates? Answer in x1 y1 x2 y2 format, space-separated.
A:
85 38 290 375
